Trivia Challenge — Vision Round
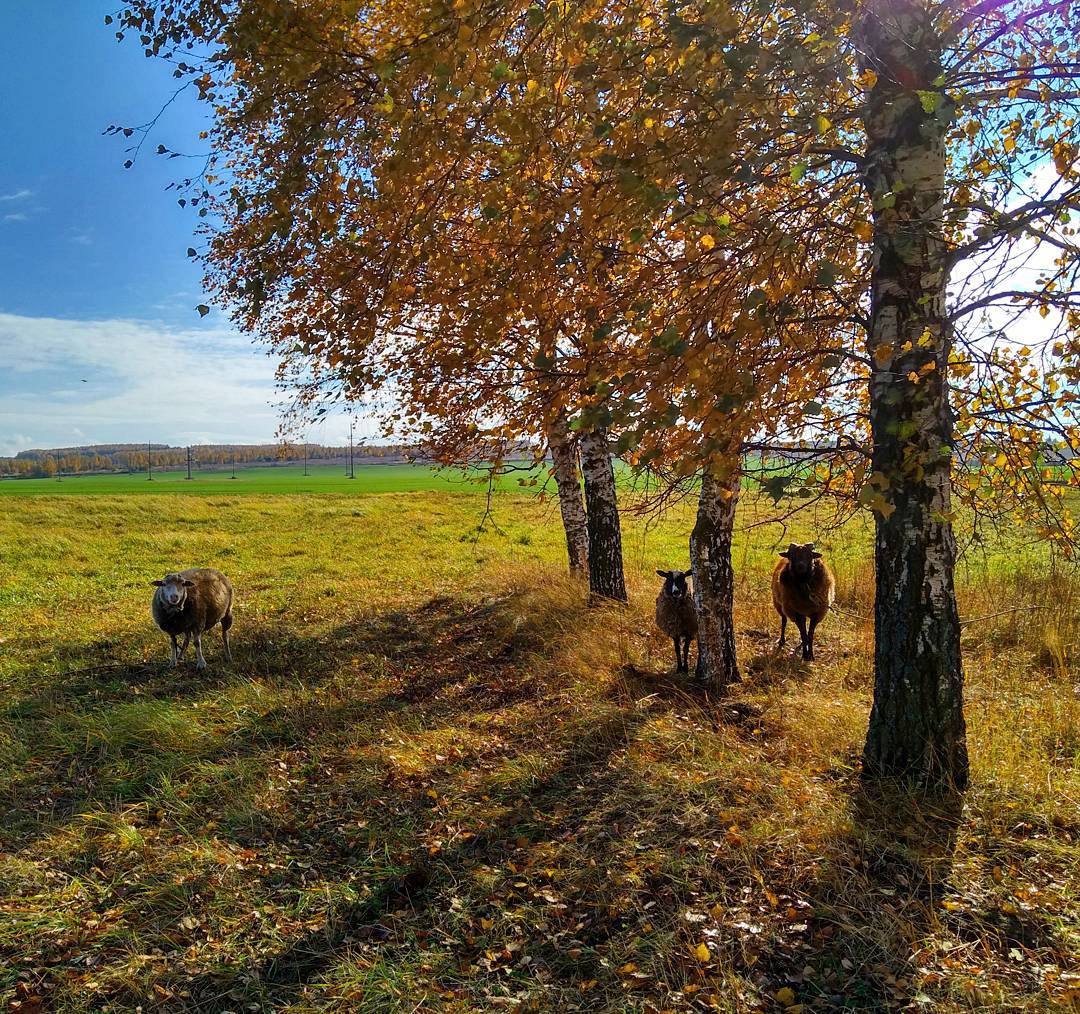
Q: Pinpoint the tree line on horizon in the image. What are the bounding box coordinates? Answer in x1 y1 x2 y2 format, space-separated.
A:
0 442 411 478
116 0 1080 791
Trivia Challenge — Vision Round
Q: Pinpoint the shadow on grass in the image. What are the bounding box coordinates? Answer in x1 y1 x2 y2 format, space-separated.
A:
751 783 1074 1009
616 662 763 735
7 592 1070 1012
753 786 965 1009
177 709 651 1012
0 591 578 851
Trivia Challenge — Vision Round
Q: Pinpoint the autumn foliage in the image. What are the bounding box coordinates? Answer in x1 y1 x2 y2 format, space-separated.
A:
115 0 1080 786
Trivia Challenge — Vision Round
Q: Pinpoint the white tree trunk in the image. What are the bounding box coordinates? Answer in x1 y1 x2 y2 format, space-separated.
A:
547 413 589 577
579 426 627 603
690 462 741 691
860 0 968 789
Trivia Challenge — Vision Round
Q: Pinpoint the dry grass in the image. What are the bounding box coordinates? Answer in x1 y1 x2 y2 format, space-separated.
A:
0 492 1077 1012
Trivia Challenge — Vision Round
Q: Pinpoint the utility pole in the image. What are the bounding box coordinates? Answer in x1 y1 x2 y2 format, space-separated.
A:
303 441 309 477
231 453 237 480
55 451 62 482
348 417 356 479
186 445 194 480
147 441 153 482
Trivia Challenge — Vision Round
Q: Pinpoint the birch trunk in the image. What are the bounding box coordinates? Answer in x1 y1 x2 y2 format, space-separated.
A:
547 413 589 578
579 426 627 603
860 0 968 789
690 464 741 691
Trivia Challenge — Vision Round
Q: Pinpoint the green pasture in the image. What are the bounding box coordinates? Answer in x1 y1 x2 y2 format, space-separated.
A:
0 463 533 497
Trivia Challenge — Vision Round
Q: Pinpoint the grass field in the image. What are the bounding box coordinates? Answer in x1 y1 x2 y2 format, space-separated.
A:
0 464 526 497
1 490 1078 1012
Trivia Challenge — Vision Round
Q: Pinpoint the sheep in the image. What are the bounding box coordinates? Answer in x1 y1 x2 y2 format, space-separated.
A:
151 568 234 669
655 569 698 673
771 542 835 661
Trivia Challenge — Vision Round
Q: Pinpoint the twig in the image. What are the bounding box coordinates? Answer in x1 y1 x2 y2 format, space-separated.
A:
959 604 1051 627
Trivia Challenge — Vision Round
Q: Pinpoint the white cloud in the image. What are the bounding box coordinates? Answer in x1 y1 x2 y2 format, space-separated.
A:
0 434 38 457
3 213 28 223
0 313 374 450
0 189 31 202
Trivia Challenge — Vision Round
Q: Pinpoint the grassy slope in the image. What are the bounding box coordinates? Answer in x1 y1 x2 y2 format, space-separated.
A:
0 492 1077 1012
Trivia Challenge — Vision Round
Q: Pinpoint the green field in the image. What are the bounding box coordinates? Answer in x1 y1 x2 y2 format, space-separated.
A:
0 464 531 496
1 491 1078 1011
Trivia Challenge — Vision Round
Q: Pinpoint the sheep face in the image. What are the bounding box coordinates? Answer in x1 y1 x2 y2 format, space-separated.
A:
778 543 822 579
151 573 195 609
656 569 692 600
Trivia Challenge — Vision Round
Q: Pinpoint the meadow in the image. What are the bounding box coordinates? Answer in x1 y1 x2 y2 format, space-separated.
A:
1 487 1078 1012
0 464 514 497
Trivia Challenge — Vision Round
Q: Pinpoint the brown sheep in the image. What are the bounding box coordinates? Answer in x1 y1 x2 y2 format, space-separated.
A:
655 569 698 673
151 568 234 669
771 543 835 661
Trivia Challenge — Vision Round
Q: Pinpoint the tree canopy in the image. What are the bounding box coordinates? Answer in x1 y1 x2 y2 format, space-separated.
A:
117 0 1080 787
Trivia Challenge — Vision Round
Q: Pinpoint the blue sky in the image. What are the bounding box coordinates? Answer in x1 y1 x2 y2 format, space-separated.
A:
1 6 1059 458
0 3 362 454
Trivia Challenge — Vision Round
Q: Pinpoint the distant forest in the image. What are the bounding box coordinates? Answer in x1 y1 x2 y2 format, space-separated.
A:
0 442 410 479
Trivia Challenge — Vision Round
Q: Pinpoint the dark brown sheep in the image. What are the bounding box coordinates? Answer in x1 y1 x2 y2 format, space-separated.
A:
771 543 835 661
655 569 698 673
151 568 234 669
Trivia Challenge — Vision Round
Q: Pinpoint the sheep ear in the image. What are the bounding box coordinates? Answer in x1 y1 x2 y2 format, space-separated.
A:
810 551 823 559
151 580 165 587
656 570 670 579
778 550 792 559
182 580 196 587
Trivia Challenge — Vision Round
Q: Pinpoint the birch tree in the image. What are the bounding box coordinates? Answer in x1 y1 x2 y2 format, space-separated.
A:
119 0 1080 785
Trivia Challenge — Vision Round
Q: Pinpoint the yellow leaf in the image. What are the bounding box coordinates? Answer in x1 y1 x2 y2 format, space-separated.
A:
526 78 539 94
691 941 711 962
700 234 716 250
874 343 894 364
776 986 797 1006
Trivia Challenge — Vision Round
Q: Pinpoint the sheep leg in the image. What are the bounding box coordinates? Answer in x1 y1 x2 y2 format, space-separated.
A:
777 613 787 649
681 636 692 673
194 631 208 670
221 611 234 662
806 616 820 661
672 637 683 673
178 633 191 659
792 614 810 660
169 635 179 668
